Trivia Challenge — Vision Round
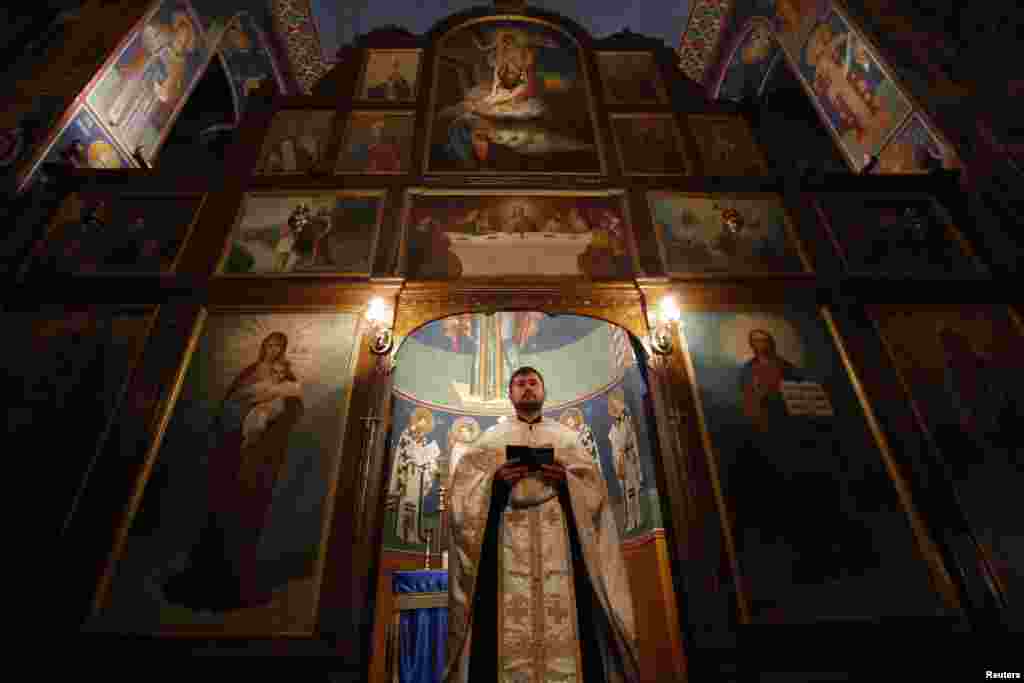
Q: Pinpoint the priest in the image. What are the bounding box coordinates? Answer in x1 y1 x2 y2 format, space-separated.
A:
445 367 640 682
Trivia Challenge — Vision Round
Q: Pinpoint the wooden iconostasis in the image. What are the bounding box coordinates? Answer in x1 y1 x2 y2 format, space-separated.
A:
18 5 1020 668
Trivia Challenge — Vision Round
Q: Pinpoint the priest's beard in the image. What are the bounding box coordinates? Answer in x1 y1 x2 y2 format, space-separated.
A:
513 398 543 416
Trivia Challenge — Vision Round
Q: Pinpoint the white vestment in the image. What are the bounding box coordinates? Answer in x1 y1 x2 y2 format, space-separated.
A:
446 417 640 682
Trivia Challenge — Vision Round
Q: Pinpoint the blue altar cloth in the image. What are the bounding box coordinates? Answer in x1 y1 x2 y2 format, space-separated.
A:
393 570 448 683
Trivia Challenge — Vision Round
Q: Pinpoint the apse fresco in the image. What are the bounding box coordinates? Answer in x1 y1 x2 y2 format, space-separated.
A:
213 11 283 112
772 0 828 59
685 114 766 176
86 0 211 164
596 52 667 105
681 307 942 622
358 49 421 102
402 192 635 279
42 106 132 171
91 312 360 634
797 6 911 171
24 194 203 276
647 193 805 274
255 110 335 175
873 113 961 175
426 19 603 174
610 114 689 175
869 305 1024 611
336 111 415 174
716 21 780 102
389 312 659 549
814 195 982 276
222 192 383 275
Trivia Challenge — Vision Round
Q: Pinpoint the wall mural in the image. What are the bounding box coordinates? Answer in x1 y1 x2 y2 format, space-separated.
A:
716 20 780 102
814 194 982 276
869 305 1024 613
336 111 415 174
873 113 960 175
426 19 603 174
610 114 689 176
86 0 212 164
23 193 203 276
685 114 766 176
796 3 911 171
386 312 658 553
90 312 360 634
772 0 827 59
402 191 635 279
221 191 384 275
40 105 132 171
681 308 942 622
648 193 806 274
255 110 335 175
595 52 668 105
212 10 285 117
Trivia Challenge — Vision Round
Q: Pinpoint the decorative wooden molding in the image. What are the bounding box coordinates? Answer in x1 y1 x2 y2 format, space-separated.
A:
393 280 650 341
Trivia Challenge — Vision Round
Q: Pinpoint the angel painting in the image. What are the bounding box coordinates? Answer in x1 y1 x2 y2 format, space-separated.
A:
429 20 602 173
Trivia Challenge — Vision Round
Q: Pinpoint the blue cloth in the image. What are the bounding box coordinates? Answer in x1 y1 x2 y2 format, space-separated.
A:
394 571 448 683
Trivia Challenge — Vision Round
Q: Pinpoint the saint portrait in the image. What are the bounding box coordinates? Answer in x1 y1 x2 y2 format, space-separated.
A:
358 49 421 102
680 308 943 621
647 193 806 274
426 19 602 174
611 114 689 175
596 51 667 105
42 106 131 173
403 192 634 280
256 110 335 175
222 192 384 276
91 312 360 634
87 0 210 164
336 112 414 174
797 7 911 170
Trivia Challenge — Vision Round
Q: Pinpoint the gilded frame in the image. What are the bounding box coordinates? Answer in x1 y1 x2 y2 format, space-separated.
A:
645 190 814 278
609 112 691 177
594 50 670 105
89 304 367 637
18 191 208 281
214 188 388 278
421 15 609 179
672 300 961 622
334 109 417 176
396 187 642 281
354 48 425 104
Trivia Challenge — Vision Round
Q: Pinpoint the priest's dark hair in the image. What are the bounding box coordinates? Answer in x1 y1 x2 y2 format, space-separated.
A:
508 366 545 392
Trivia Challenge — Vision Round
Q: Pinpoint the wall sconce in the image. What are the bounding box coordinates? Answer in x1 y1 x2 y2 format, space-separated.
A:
366 297 394 355
649 296 680 355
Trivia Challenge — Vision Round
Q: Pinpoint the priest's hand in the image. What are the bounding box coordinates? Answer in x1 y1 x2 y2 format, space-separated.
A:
540 463 567 486
495 462 530 486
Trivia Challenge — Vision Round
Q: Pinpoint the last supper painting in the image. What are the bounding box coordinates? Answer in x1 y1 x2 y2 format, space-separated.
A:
426 18 603 175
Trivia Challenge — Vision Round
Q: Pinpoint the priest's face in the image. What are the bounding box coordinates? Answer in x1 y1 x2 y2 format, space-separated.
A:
509 371 545 414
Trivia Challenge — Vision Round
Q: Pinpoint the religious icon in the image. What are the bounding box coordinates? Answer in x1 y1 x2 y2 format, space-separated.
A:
611 113 689 175
608 386 644 531
222 191 384 275
23 193 202 277
681 308 944 620
403 191 634 280
685 114 767 175
336 111 414 174
797 7 911 171
596 51 668 104
873 113 960 175
256 110 335 174
386 406 441 546
647 193 807 274
87 0 210 164
814 194 981 276
426 19 602 174
358 49 421 102
41 106 132 173
92 312 361 633
559 407 601 475
446 415 482 484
